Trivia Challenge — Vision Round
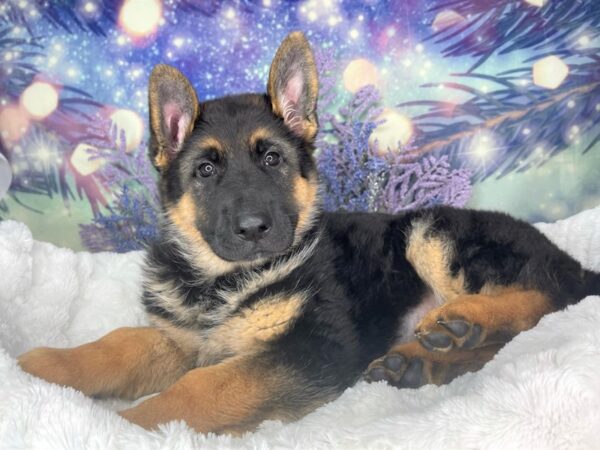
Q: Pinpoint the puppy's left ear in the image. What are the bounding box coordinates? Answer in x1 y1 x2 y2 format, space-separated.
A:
268 32 319 142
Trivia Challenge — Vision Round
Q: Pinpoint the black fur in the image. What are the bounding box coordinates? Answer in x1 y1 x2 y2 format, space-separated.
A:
142 36 600 423
159 94 316 262
145 202 600 402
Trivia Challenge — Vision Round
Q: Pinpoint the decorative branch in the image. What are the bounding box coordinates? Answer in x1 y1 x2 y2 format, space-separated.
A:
0 0 233 37
406 24 600 180
427 0 600 71
408 80 600 155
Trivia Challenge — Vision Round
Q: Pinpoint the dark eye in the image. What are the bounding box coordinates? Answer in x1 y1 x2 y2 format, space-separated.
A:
264 151 281 167
197 162 215 177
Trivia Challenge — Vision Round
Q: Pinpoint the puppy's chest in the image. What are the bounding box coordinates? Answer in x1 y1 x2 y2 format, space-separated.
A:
147 280 307 367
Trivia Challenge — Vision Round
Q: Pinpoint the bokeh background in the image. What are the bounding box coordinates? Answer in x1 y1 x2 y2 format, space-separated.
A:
0 0 599 251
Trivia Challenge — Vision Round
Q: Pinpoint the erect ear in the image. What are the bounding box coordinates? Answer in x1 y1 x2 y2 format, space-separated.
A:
148 64 199 170
267 32 319 142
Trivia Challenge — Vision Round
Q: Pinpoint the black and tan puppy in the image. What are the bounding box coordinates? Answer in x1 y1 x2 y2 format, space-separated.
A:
19 32 600 435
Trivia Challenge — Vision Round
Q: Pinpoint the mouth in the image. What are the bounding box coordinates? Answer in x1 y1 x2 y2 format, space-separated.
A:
247 250 273 260
236 249 276 263
210 235 292 263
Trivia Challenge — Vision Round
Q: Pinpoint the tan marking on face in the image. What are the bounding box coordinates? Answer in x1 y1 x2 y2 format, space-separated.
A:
248 127 273 147
168 192 238 277
406 219 466 302
197 136 225 153
293 175 318 243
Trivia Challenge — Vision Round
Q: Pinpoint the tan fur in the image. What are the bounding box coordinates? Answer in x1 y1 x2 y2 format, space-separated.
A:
144 277 191 323
149 64 199 169
18 327 193 400
479 283 519 296
293 175 319 244
150 316 203 360
168 192 240 277
19 292 305 417
119 356 282 434
214 294 305 350
368 340 501 386
416 289 553 349
159 294 305 367
154 150 171 170
143 231 319 344
217 236 319 308
406 219 466 302
196 136 225 153
248 127 272 147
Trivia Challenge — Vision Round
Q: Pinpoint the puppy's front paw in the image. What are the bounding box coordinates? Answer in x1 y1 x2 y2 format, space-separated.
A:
18 347 79 387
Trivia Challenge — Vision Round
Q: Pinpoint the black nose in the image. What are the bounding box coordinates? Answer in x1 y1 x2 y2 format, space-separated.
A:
235 212 272 242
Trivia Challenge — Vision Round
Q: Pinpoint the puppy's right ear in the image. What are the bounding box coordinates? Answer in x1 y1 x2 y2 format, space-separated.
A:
148 64 199 170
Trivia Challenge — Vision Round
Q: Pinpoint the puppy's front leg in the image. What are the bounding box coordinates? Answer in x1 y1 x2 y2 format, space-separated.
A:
18 327 194 400
119 355 288 435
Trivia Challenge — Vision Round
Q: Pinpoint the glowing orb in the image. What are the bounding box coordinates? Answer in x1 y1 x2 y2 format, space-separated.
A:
533 56 569 90
432 10 465 31
118 0 162 38
80 0 101 19
0 105 30 143
0 152 12 200
20 82 59 120
110 109 144 152
524 0 546 7
369 108 414 152
343 58 379 93
70 143 105 176
467 131 499 164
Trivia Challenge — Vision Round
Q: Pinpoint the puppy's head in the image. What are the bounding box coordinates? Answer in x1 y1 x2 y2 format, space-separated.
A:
148 32 320 271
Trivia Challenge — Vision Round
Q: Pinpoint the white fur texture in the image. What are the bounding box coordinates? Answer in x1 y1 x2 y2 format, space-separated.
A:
0 207 599 449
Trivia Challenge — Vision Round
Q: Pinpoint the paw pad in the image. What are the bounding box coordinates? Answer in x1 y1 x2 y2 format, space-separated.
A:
416 316 484 351
437 320 469 337
364 353 427 389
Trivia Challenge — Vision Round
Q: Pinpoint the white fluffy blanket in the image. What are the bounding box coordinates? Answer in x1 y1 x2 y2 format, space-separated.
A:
1 208 599 450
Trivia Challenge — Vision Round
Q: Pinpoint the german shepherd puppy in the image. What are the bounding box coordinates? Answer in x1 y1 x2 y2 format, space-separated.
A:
19 32 600 435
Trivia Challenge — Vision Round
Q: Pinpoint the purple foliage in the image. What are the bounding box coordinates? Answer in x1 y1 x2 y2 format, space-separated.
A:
316 49 388 211
378 154 472 213
315 49 472 214
318 117 387 212
79 116 159 252
80 51 473 252
86 116 158 204
79 184 159 252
